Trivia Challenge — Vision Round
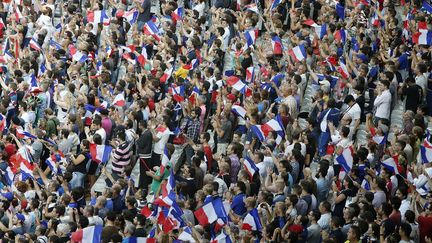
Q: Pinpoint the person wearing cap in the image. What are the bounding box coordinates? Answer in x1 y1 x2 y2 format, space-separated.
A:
0 211 25 235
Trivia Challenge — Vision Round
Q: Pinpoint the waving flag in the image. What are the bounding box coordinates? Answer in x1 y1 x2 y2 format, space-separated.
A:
170 85 185 103
29 38 41 51
287 45 307 62
122 9 138 25
16 146 35 179
5 166 14 186
45 153 65 175
89 144 112 164
371 12 380 26
15 6 23 21
143 21 161 41
226 76 247 93
245 66 255 83
112 93 126 107
0 114 5 132
178 227 195 242
160 66 174 83
336 3 345 20
413 30 432 45
271 35 283 55
49 39 62 50
16 127 37 140
372 134 387 145
69 45 88 63
243 156 259 180
271 0 281 10
338 59 349 79
334 29 347 44
422 0 432 13
245 3 259 13
231 105 247 119
211 230 232 243
160 147 171 175
194 198 227 226
421 139 432 163
123 237 156 243
251 115 285 144
361 179 371 190
315 24 327 39
87 10 110 25
244 29 259 48
336 147 354 172
381 156 401 174
242 208 262 231
71 225 103 243
271 73 285 87
171 7 184 21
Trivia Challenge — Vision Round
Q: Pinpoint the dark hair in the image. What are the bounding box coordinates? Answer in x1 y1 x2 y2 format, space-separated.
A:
381 202 393 216
321 201 331 212
311 210 321 221
399 222 412 236
237 181 246 194
349 225 361 240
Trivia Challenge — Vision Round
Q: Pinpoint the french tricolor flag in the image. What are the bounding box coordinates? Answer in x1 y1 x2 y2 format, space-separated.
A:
29 38 41 51
371 12 380 26
45 153 64 175
338 59 349 79
361 179 371 190
123 237 156 243
422 0 432 13
226 76 247 93
211 230 232 243
122 9 138 25
271 73 285 87
89 143 112 164
245 3 259 13
336 3 345 20
160 147 171 175
71 225 103 243
17 147 35 179
15 6 23 21
160 67 173 83
194 198 227 226
243 156 259 180
335 147 354 173
16 127 37 140
287 44 307 62
231 105 247 119
334 29 347 44
69 45 88 63
5 166 14 185
381 156 401 174
143 21 161 41
244 29 259 48
251 115 285 144
271 35 283 55
304 19 319 27
112 93 126 107
49 39 62 50
241 208 262 231
0 114 5 132
178 227 195 242
315 24 327 39
372 134 387 145
413 30 432 45
420 139 432 163
87 10 110 25
171 7 184 21
170 85 185 103
245 66 255 83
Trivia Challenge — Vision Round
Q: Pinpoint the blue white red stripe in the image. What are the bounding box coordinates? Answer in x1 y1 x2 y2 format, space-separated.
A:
231 105 247 119
413 30 432 45
381 156 401 174
243 156 259 180
69 45 88 63
287 45 307 61
241 208 262 231
89 144 112 164
251 115 285 144
335 147 354 173
244 29 258 48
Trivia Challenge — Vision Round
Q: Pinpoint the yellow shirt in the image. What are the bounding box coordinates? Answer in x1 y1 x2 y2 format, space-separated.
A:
174 66 189 79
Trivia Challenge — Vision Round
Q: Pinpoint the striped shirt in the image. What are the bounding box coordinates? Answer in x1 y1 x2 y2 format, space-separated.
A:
111 141 133 174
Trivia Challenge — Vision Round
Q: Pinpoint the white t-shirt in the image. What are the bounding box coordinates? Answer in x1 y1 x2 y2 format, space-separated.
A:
346 103 361 125
193 3 205 17
154 127 171 154
95 128 107 144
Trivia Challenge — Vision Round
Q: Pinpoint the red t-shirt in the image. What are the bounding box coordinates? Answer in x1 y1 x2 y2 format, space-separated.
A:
418 215 432 243
203 145 213 172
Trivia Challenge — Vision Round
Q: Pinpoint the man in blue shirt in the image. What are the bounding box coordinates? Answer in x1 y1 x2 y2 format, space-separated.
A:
230 181 247 217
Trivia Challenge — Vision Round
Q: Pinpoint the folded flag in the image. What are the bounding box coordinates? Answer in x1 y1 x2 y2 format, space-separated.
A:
194 198 228 226
241 208 262 231
287 44 307 62
251 115 285 144
70 225 103 243
335 147 354 173
381 156 401 174
231 105 247 119
112 93 126 107
69 45 88 63
413 30 432 45
243 156 259 180
89 144 112 164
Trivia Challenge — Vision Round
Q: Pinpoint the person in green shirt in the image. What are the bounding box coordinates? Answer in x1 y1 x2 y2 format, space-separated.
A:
147 163 171 197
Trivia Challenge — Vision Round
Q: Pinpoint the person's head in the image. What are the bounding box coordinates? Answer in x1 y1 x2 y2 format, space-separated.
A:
234 181 246 194
319 201 331 214
399 222 412 239
123 223 135 237
380 202 393 217
378 79 390 90
347 225 361 242
308 210 321 223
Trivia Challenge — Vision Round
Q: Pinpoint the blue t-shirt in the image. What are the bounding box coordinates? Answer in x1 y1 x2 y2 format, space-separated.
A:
231 193 246 216
398 53 408 71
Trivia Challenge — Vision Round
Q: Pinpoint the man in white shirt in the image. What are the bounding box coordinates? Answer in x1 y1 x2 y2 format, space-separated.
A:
373 79 392 123
318 201 332 231
92 119 106 144
344 95 361 131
